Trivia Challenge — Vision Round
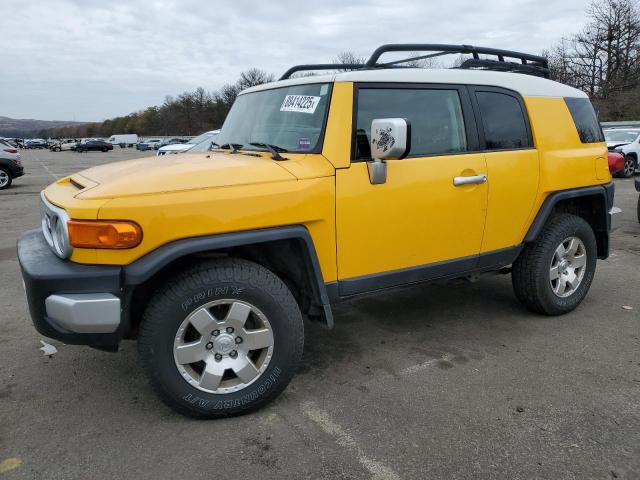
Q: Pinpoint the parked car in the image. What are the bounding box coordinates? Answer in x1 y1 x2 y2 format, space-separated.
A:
24 139 47 149
50 139 78 152
17 44 621 419
1 138 21 148
0 139 24 189
604 128 639 177
155 138 188 150
75 140 113 152
157 131 219 155
137 138 163 151
608 151 625 176
107 134 138 148
186 134 221 153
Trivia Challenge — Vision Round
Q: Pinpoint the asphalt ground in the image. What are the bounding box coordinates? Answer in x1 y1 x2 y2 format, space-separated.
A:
1 147 639 479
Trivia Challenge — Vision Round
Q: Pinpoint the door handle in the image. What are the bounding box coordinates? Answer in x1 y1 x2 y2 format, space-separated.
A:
453 174 487 186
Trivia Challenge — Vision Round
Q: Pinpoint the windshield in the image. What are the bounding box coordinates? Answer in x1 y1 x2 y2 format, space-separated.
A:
188 133 220 152
604 130 639 143
216 83 332 153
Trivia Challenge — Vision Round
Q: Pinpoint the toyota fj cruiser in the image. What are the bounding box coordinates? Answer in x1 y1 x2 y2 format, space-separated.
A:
18 44 622 418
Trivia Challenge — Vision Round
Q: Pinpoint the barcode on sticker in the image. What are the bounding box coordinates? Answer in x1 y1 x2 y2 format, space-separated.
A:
280 95 321 114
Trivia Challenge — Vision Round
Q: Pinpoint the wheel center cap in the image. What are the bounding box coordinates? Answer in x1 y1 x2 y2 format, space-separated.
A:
559 260 569 274
213 333 235 354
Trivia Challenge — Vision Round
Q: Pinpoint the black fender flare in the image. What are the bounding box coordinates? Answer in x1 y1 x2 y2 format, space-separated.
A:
123 225 334 328
524 183 614 257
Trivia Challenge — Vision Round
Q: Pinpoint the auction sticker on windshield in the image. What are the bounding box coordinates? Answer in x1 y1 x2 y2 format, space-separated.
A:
280 95 321 114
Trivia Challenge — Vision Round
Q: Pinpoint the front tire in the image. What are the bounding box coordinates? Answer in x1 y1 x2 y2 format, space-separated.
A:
512 214 597 315
138 258 304 418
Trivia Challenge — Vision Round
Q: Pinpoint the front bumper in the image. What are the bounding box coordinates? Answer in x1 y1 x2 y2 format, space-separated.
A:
18 229 125 348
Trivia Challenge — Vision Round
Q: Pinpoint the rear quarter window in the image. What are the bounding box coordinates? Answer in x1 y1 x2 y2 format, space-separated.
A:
475 91 532 150
564 97 604 143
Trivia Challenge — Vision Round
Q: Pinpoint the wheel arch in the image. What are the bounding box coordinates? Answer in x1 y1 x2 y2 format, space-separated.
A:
524 183 614 259
123 226 334 337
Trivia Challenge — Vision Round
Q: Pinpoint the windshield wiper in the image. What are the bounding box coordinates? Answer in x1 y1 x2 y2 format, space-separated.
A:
248 142 288 161
211 142 243 153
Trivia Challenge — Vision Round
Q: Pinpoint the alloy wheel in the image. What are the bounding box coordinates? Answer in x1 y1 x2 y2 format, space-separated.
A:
0 170 9 188
549 236 587 298
173 299 274 394
624 156 635 177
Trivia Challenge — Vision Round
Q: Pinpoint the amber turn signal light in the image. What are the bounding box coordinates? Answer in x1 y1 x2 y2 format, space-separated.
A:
68 220 142 249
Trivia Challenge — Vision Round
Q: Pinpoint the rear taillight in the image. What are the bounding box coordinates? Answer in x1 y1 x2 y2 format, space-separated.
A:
3 148 18 154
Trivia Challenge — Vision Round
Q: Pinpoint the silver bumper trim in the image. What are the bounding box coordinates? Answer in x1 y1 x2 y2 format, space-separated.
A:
45 293 121 333
609 207 623 231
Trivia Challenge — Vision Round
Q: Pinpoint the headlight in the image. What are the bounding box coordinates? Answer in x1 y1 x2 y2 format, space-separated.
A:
40 191 72 259
52 216 70 257
614 148 623 152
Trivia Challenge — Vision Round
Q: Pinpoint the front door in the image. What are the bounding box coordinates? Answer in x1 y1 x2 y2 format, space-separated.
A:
336 85 488 295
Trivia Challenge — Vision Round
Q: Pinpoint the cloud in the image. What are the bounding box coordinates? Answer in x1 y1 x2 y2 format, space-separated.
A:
0 0 589 121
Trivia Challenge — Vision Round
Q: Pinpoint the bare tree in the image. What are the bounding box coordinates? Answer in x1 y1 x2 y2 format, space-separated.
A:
217 68 274 107
333 51 367 71
549 1 639 92
547 0 640 120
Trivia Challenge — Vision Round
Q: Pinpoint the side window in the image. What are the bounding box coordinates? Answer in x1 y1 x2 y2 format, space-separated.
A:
475 91 531 150
564 97 605 143
355 88 467 159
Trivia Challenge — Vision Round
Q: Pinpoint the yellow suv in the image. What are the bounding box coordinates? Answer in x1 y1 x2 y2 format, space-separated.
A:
18 44 622 418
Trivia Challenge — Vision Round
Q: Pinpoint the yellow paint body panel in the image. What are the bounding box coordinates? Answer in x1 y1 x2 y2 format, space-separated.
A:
335 154 488 279
92 177 337 281
44 153 338 282
322 82 353 169
480 149 539 253
520 96 609 240
41 83 611 288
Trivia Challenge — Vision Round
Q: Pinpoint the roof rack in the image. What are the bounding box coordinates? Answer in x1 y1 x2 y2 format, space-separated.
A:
279 64 367 80
279 43 549 80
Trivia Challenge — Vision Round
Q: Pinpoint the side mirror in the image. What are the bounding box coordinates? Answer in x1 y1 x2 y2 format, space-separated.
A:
368 118 411 184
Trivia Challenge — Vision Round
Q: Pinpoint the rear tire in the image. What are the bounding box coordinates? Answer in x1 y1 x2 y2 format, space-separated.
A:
512 214 597 315
0 168 12 190
138 258 304 418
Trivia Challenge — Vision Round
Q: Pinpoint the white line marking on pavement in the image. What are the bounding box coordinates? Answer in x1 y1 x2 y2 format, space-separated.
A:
302 401 402 480
31 152 60 180
399 354 450 376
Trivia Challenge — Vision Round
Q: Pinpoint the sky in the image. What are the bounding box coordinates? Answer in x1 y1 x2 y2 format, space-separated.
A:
0 0 590 121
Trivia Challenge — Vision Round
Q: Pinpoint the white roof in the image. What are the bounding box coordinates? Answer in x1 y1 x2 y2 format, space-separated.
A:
242 68 587 99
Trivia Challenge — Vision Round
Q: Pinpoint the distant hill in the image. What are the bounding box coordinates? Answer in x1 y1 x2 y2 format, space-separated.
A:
0 116 89 137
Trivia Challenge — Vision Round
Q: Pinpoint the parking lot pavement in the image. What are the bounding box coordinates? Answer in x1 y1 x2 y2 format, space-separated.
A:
1 148 639 479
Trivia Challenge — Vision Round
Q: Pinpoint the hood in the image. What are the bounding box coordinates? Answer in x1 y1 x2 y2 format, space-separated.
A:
606 141 630 149
159 143 192 152
72 152 296 199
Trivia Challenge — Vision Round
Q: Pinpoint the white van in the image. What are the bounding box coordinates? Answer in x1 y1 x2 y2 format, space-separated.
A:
107 134 138 148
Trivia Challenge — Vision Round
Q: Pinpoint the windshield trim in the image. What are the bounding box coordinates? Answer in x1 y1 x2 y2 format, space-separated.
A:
221 82 334 156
